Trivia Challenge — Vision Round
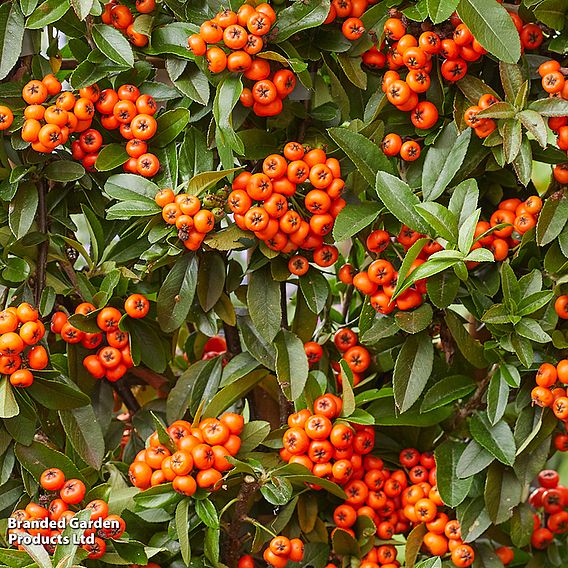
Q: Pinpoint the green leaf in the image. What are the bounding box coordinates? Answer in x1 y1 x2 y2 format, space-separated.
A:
70 0 93 20
499 63 523 104
213 75 244 158
26 378 90 410
518 110 548 148
26 0 69 28
484 462 522 524
421 122 471 201
360 316 399 345
534 0 567 30
202 369 269 420
274 0 330 42
369 395 453 426
106 200 161 219
15 440 85 482
261 476 293 505
9 182 38 240
395 303 433 334
339 360 356 417
195 498 219 528
415 202 458 242
511 333 533 368
393 332 434 413
299 270 329 314
237 420 271 453
502 119 522 163
105 173 159 201
426 270 460 309
375 172 431 234
445 310 487 368
405 523 427 568
173 66 209 106
435 440 473 507
421 375 476 412
427 0 459 23
274 330 309 401
470 412 516 466
510 502 534 548
52 508 90 567
457 74 499 104
327 127 394 187
247 265 281 343
2 257 30 283
457 0 521 63
337 53 367 90
197 253 225 312
153 108 190 147
91 24 134 67
175 499 191 565
529 97 568 116
95 143 129 172
59 406 105 469
157 253 198 333
512 135 532 186
187 167 241 196
458 208 481 254
515 319 551 343
487 371 509 425
536 192 568 246
517 291 553 316
0 3 24 80
332 202 382 242
0 377 18 418
166 359 215 423
459 497 492 542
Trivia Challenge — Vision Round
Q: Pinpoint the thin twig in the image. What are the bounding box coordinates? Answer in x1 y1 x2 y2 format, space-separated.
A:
110 377 141 414
35 180 48 306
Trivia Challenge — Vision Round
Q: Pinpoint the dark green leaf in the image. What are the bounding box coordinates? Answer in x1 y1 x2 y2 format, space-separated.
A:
59 406 105 469
421 122 471 201
457 0 521 63
0 3 24 80
421 375 476 412
328 127 394 186
435 440 473 507
153 108 190 147
536 192 568 246
92 24 134 67
157 254 198 333
95 143 129 172
299 270 329 314
247 265 281 342
470 412 516 466
26 0 69 28
274 0 330 42
376 172 431 234
445 310 487 368
393 332 434 413
9 182 38 239
332 202 382 242
274 329 309 401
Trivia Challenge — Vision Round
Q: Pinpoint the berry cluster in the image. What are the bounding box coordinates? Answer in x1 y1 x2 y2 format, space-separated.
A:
17 77 161 177
331 446 474 567
20 75 94 153
239 65 296 117
128 413 243 493
473 195 543 261
262 536 305 568
9 468 125 559
324 0 376 40
188 3 274 73
280 395 375 486
155 188 220 251
528 469 568 550
80 84 159 177
0 303 48 388
101 0 155 47
50 295 149 382
229 144 345 254
531 360 568 424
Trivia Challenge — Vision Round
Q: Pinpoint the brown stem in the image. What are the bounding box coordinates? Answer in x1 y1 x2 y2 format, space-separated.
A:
448 364 496 431
280 282 288 330
109 377 140 414
341 285 354 321
35 180 48 306
128 366 167 390
223 477 261 568
223 322 242 358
